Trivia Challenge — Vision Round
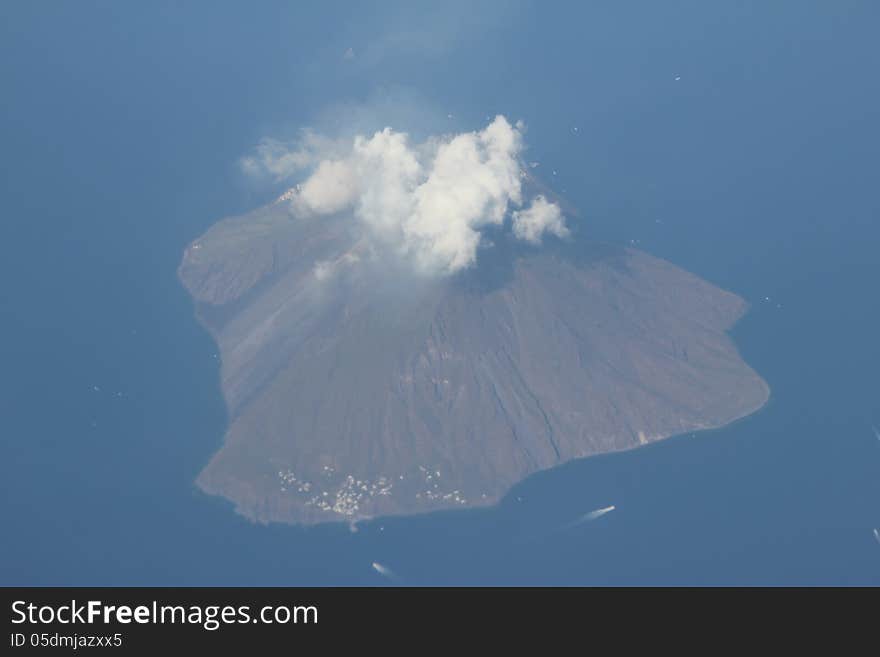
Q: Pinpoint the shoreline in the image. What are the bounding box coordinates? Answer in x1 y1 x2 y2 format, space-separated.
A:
194 373 771 528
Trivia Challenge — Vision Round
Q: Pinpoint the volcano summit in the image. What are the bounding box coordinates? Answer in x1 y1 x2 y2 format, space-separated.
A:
178 117 768 525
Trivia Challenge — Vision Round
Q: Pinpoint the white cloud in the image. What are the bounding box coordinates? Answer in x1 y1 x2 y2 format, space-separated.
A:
291 159 359 216
248 115 568 276
333 2 520 73
239 130 338 182
512 195 569 244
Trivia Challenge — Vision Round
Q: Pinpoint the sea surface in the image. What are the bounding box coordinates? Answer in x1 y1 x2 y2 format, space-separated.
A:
2 2 878 585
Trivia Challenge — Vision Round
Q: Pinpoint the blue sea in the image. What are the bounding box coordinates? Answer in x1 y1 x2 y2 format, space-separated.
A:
2 2 878 585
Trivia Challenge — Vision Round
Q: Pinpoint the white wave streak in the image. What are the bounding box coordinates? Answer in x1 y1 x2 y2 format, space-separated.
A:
371 561 402 582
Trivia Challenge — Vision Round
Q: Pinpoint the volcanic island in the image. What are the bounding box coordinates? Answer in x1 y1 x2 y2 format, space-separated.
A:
178 186 769 526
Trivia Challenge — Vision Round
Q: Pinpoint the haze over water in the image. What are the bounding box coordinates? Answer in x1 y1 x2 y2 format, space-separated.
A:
2 2 878 585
